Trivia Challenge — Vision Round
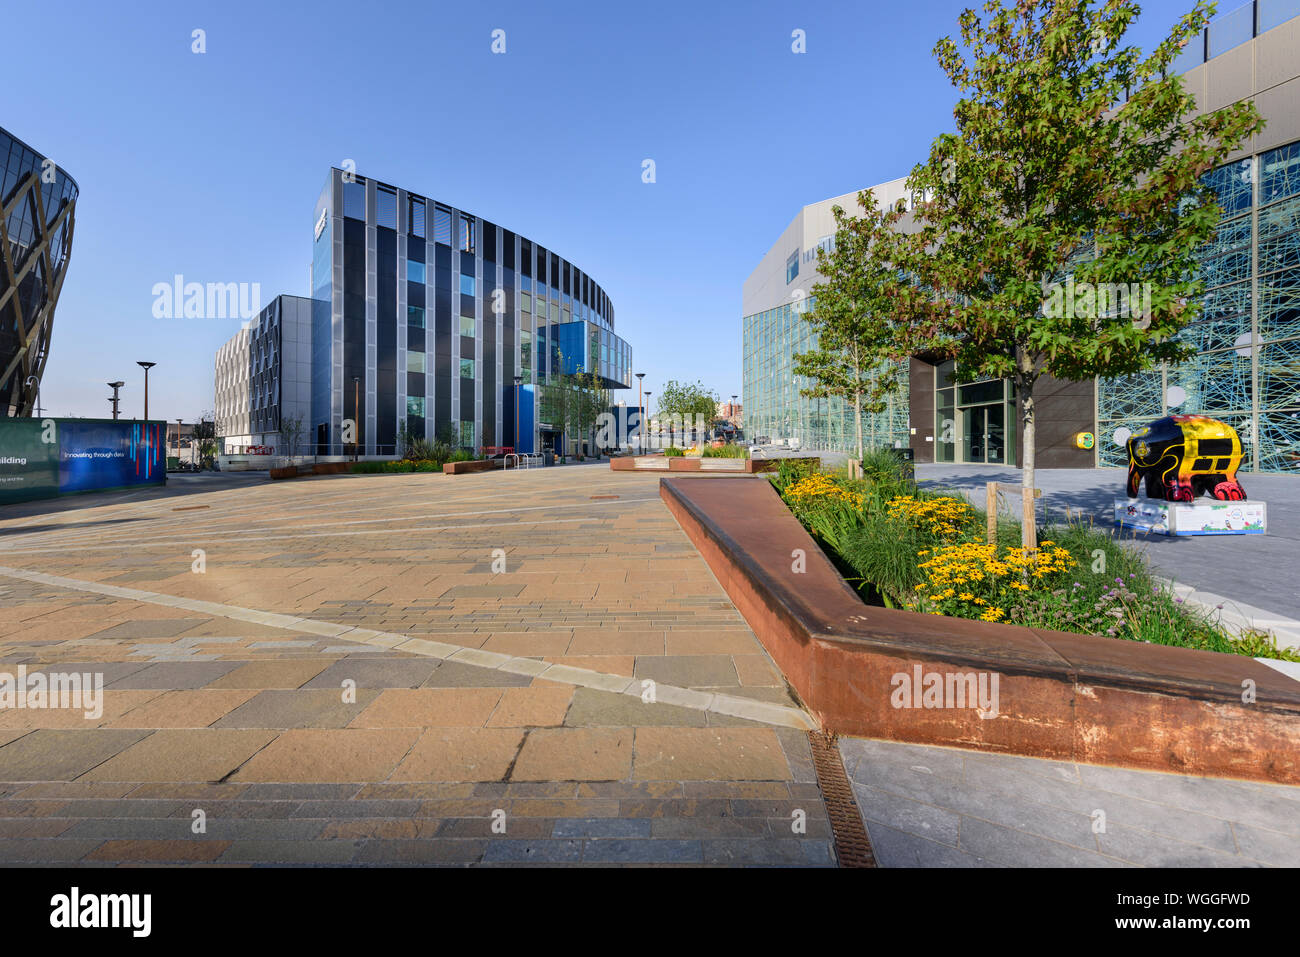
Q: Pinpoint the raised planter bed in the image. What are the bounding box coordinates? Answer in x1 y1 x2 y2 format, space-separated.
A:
269 466 299 480
610 455 816 474
443 458 503 475
660 476 1300 784
312 462 351 475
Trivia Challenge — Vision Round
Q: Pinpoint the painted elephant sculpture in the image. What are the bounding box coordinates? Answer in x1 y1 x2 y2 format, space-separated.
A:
1125 415 1247 502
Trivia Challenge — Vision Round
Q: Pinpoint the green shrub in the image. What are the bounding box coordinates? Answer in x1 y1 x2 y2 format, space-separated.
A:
448 449 474 462
663 446 686 458
701 444 748 459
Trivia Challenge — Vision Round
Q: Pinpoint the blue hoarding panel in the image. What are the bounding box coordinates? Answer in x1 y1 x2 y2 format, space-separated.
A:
58 420 167 493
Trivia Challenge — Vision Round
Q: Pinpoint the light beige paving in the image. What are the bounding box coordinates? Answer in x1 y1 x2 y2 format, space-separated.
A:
0 467 833 866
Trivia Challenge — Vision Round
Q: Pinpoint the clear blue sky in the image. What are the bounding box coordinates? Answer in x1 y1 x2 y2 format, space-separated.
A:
6 0 1200 420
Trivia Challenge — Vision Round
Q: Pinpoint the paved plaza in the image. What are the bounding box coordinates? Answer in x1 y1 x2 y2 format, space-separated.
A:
0 464 1295 866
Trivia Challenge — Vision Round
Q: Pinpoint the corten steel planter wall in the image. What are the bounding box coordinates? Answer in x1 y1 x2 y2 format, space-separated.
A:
443 459 503 475
660 477 1300 784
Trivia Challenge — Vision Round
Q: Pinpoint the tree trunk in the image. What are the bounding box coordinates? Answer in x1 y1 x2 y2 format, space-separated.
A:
853 349 864 464
1018 347 1037 553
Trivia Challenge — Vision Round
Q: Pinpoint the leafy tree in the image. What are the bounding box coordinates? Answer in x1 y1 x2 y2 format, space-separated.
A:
279 413 304 464
656 379 718 447
880 0 1262 549
192 413 217 468
795 192 910 463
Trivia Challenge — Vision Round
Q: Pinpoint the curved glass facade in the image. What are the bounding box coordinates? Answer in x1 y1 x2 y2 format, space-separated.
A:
0 127 78 417
308 168 631 456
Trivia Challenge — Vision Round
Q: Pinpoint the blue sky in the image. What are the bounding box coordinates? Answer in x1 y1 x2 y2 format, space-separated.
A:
6 0 1201 420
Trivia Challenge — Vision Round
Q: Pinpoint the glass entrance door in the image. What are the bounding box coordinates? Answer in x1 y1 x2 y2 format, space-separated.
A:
961 403 1009 464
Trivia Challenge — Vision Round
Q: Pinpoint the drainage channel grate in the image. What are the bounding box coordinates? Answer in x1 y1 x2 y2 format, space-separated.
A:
809 730 877 868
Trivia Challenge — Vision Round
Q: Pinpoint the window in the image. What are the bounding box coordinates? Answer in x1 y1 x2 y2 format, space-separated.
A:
407 260 426 283
786 251 799 284
459 214 475 253
433 205 452 245
407 351 426 374
377 186 397 228
407 396 426 417
459 274 475 297
409 197 426 238
460 421 474 447
343 179 366 220
460 358 474 379
521 292 531 312
521 330 532 368
460 314 475 337
407 305 425 328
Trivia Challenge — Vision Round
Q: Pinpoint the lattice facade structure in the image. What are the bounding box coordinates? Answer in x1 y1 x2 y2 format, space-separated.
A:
0 128 77 417
742 297 909 451
1098 138 1300 473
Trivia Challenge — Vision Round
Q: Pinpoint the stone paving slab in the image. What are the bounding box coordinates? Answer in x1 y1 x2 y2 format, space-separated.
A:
840 736 1300 867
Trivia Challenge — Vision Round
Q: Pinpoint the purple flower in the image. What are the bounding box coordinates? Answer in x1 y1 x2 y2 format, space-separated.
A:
1175 597 1184 603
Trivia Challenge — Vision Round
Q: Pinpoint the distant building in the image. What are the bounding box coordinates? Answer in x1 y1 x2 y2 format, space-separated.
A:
214 295 313 453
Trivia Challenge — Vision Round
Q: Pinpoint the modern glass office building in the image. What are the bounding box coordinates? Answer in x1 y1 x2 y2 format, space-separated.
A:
308 167 632 456
0 126 77 417
742 178 913 451
743 0 1300 471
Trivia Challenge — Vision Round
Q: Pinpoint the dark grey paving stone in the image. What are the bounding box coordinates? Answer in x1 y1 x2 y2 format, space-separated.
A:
958 816 1128 868
61 817 327 841
582 838 702 863
219 839 362 864
850 783 963 847
1095 823 1256 867
633 655 738 689
564 688 706 728
22 662 151 685
89 619 209 640
53 799 186 819
0 729 151 782
300 659 440 690
649 816 772 839
481 839 582 863
1229 821 1300 867
0 839 104 862
419 661 531 688
702 838 822 865
239 783 361 801
962 762 1240 853
962 749 1082 784
865 821 1002 868
551 818 652 839
354 839 487 864
289 800 424 819
436 585 525 599
839 737 967 782
105 661 242 689
212 689 378 730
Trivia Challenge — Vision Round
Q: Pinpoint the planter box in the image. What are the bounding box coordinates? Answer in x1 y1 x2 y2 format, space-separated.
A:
660 476 1300 784
443 458 502 475
609 455 818 475
312 462 352 475
269 466 299 480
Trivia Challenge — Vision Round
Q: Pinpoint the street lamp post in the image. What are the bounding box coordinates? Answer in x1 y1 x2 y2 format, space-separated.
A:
136 361 156 421
635 372 645 451
643 391 652 450
513 374 523 461
731 394 738 441
107 381 125 420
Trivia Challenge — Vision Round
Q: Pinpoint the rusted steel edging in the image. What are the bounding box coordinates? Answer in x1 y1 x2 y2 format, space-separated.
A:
660 476 1300 783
